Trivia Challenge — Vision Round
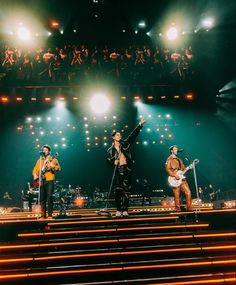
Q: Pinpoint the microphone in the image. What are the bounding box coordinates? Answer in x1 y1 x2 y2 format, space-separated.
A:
178 149 184 153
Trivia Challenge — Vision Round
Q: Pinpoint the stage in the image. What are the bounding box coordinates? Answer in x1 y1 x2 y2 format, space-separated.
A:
0 207 235 284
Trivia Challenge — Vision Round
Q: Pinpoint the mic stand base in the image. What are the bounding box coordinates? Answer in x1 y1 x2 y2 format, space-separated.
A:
95 208 112 217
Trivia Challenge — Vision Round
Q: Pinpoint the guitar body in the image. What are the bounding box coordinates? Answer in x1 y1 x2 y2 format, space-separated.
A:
168 170 186 188
168 159 199 188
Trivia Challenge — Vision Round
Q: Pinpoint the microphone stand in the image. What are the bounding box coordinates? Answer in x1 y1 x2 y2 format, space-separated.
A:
37 154 43 219
96 163 117 217
184 154 200 222
96 146 122 217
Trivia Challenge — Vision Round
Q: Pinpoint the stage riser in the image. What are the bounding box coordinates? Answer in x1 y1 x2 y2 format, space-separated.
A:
0 210 235 285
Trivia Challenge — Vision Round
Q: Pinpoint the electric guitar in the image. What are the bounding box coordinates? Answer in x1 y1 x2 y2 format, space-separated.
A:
168 159 199 188
33 153 58 188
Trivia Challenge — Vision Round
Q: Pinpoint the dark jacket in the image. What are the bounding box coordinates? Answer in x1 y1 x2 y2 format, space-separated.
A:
107 123 143 168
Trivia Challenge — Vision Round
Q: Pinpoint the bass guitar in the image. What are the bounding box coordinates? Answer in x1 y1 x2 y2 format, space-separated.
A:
33 153 58 188
168 159 199 187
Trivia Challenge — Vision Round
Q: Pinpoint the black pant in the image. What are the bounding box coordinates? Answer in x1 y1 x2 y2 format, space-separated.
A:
40 180 54 218
114 165 131 212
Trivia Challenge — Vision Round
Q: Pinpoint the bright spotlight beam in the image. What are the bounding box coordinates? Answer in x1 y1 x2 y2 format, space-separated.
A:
90 94 110 114
202 18 214 28
17 27 30 41
166 27 178 40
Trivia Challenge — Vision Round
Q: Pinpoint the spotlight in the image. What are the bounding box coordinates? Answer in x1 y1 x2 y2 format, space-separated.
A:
55 100 65 108
166 27 178 40
135 30 138 34
138 21 146 28
90 93 110 114
185 92 194 101
17 27 30 41
202 17 214 28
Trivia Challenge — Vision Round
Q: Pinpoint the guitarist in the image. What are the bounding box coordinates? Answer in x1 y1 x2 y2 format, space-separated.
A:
32 145 61 219
165 145 192 211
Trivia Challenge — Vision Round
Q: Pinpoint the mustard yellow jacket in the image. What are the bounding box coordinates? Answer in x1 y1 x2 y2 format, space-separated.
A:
33 156 61 181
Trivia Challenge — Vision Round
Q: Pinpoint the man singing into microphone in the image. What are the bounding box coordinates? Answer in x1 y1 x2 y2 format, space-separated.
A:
33 145 61 219
107 117 146 217
165 145 192 211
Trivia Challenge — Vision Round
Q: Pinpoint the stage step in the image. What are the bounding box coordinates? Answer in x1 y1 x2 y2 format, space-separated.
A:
0 210 235 284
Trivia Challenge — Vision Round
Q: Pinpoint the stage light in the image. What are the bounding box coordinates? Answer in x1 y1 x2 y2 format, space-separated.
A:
147 128 151 132
27 117 32 122
48 32 52 36
59 130 62 134
146 32 150 36
31 97 37 101
166 27 178 40
147 96 154 100
174 95 180 99
159 33 162 36
104 115 107 119
1 96 9 103
40 131 44 135
17 27 30 41
202 17 214 28
47 117 52 121
35 33 39 37
168 134 172 138
138 21 146 28
73 96 78 100
143 141 148 145
45 97 51 101
73 29 76 33
84 117 88 121
84 124 88 128
113 116 116 119
54 144 58 147
135 30 138 34
185 92 194 101
134 96 141 100
121 96 127 100
16 97 23 101
86 137 90 140
160 95 166 99
56 117 61 121
90 93 110 114
62 143 66 147
62 137 66 141
85 130 89 134
55 100 65 109
166 114 171 118
194 29 198 33
36 117 41 122
51 21 59 27
60 30 64 34
122 29 126 33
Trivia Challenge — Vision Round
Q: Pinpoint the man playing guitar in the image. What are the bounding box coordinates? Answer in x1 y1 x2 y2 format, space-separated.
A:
32 145 61 219
165 145 193 212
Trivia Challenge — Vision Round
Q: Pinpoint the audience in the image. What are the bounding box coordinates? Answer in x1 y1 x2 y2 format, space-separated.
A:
0 44 194 85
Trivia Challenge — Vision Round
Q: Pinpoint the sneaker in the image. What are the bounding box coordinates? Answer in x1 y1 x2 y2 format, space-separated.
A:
115 211 122 217
122 211 129 217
